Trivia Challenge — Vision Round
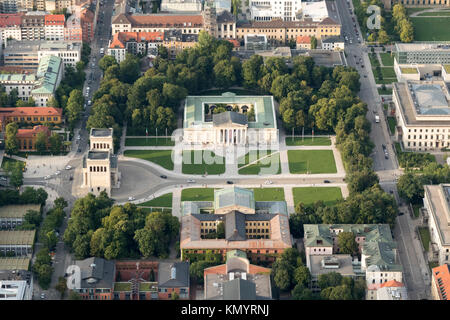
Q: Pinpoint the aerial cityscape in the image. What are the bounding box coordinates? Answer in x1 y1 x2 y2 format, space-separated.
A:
0 0 449 308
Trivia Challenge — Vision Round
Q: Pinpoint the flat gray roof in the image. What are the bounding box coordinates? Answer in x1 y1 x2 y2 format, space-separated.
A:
0 231 35 246
309 254 355 277
87 151 109 160
412 83 450 115
90 128 113 137
0 258 30 271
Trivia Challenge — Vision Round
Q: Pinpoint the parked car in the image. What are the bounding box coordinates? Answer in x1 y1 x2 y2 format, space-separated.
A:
226 181 234 184
187 179 196 183
65 165 72 170
44 175 51 180
265 180 273 184
323 180 331 183
40 293 45 299
128 197 135 201
160 175 167 179
77 148 81 152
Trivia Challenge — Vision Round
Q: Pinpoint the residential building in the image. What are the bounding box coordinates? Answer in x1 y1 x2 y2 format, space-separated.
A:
80 4 94 42
38 41 81 68
0 0 17 13
204 250 272 300
82 128 120 197
431 264 450 300
0 270 33 300
0 74 37 101
21 12 46 41
111 13 204 35
31 55 63 106
15 125 51 151
303 224 402 300
0 13 23 46
392 81 450 151
0 204 41 230
376 280 408 300
71 257 115 300
107 31 163 63
0 230 35 256
157 262 189 299
216 10 235 39
44 14 64 40
0 107 63 132
17 0 33 11
90 128 114 153
160 0 202 13
64 10 82 42
180 187 292 263
183 93 278 146
423 184 450 266
163 29 198 59
321 35 344 51
296 35 310 49
236 17 341 45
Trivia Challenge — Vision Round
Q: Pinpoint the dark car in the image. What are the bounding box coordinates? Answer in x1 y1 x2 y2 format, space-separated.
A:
226 181 234 184
160 175 167 179
398 212 404 216
323 180 331 183
385 154 389 159
77 148 81 152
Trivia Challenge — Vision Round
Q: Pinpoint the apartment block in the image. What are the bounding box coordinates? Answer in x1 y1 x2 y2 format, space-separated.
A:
44 14 65 40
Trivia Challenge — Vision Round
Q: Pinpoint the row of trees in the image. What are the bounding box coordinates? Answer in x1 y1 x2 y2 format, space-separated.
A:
32 197 68 289
0 87 36 108
354 0 390 44
392 4 414 43
0 187 47 206
63 192 179 260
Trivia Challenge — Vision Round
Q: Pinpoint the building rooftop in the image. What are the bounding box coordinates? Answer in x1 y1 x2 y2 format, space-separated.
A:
0 230 35 246
32 55 62 95
112 13 203 28
377 281 408 300
184 93 276 129
395 43 450 52
309 254 355 278
432 264 450 300
0 258 30 271
393 81 450 126
0 74 37 83
214 187 255 212
0 107 62 118
87 151 109 160
158 262 189 288
0 204 40 219
424 184 450 246
90 128 113 137
39 41 81 52
4 40 40 54
74 257 115 289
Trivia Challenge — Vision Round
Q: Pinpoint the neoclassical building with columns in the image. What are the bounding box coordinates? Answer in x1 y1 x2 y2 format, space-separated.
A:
183 92 278 146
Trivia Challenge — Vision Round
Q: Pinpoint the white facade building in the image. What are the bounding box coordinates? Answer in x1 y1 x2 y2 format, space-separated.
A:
0 74 36 100
38 41 81 68
423 184 450 267
393 81 450 151
249 0 331 22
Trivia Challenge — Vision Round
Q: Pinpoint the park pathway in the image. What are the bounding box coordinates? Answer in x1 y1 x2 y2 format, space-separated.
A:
171 187 182 218
284 186 295 214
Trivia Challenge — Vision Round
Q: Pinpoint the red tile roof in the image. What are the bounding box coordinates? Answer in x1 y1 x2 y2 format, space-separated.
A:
227 39 240 48
2 107 63 117
45 14 65 26
297 35 311 44
109 31 164 49
0 13 23 27
380 280 404 288
432 264 450 300
114 13 203 28
16 125 50 138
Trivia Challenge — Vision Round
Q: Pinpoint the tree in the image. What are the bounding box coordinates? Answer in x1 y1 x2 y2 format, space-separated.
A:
292 284 313 300
44 230 58 250
55 276 67 298
216 221 225 239
397 172 424 204
5 122 19 155
35 132 48 154
9 162 23 188
69 290 82 300
310 36 317 49
189 260 213 285
49 133 63 154
318 272 343 289
213 59 236 89
23 209 42 227
54 197 68 209
293 265 311 287
377 29 389 44
66 89 84 126
337 231 359 255
119 53 141 84
231 0 241 18
99 55 118 72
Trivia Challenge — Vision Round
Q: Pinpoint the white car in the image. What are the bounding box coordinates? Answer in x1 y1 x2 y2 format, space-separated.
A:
55 171 61 175
128 197 135 201
65 165 72 170
187 179 196 183
0 176 7 181
265 180 273 185
77 135 81 140
44 175 51 180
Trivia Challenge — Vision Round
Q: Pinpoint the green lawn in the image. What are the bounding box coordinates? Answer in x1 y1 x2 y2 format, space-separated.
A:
374 77 397 85
411 17 450 41
412 204 421 219
252 188 285 201
417 11 450 16
379 53 394 66
182 150 225 175
285 137 331 146
124 150 174 170
125 137 175 147
400 67 418 74
1 157 25 170
293 187 343 207
181 188 215 201
378 88 393 95
287 150 337 174
138 193 173 207
114 282 131 292
418 227 431 252
387 116 397 135
238 151 281 175
139 282 157 292
369 53 380 67
380 67 396 78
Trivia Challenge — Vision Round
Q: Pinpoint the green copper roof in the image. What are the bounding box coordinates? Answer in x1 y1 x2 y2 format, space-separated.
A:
184 92 276 129
31 55 62 95
214 187 255 211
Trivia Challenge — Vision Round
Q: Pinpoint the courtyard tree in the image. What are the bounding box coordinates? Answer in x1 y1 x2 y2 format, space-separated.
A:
5 122 19 155
337 231 359 256
35 131 48 154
